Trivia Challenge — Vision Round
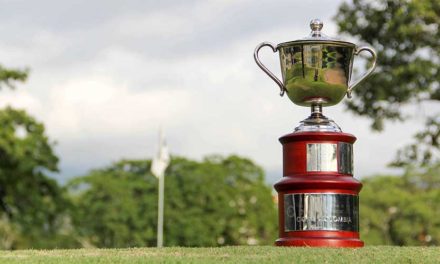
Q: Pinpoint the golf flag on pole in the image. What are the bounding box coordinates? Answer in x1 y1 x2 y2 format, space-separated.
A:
151 128 169 248
151 128 170 179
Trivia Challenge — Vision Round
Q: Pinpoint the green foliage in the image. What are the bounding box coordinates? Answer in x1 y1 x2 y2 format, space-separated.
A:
0 65 28 90
336 0 440 129
361 163 440 245
391 116 440 167
336 1 440 245
68 155 277 248
335 0 440 166
0 63 79 249
0 107 77 249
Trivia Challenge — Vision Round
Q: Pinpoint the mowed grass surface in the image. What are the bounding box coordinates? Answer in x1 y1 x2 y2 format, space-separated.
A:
0 246 438 264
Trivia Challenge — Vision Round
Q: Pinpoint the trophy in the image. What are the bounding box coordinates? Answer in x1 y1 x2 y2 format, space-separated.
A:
254 19 377 247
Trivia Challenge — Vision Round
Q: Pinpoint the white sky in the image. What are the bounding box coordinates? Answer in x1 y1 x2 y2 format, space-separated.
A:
0 0 432 183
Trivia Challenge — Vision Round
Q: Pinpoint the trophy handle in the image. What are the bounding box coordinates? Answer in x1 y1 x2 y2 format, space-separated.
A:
254 42 286 96
347 46 377 98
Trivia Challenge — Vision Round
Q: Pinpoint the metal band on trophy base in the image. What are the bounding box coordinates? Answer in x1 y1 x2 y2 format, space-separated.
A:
284 193 359 232
274 132 364 247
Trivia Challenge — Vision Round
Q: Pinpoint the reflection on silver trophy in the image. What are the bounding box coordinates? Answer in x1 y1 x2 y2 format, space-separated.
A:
254 19 377 132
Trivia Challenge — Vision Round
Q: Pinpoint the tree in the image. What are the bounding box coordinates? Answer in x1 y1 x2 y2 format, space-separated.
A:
335 1 440 245
0 65 78 249
0 107 77 249
68 155 277 247
335 0 440 166
0 65 28 90
360 163 440 245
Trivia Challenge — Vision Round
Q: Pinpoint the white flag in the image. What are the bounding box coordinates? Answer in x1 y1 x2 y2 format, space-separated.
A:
151 129 170 179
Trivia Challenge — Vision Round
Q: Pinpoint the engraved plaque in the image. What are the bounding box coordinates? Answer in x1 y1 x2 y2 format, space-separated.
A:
306 143 337 172
284 193 359 232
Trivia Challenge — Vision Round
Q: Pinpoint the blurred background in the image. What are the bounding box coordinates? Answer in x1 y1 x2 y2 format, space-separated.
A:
0 0 438 248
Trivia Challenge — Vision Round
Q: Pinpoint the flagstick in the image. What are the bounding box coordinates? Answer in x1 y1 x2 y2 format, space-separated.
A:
152 127 169 248
157 173 164 248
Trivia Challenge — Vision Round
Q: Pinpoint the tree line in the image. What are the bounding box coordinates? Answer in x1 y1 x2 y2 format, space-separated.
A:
0 102 438 248
0 114 278 249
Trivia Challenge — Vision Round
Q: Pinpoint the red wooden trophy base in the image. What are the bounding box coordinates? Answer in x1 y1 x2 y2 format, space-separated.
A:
274 131 364 248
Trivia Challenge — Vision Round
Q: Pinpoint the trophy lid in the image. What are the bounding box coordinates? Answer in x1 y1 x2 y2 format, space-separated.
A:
277 19 355 48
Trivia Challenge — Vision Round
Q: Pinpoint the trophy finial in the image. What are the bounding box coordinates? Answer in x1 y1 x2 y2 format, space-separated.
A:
310 19 323 35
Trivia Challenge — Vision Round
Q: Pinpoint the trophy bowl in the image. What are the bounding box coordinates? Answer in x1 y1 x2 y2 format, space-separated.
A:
254 19 377 107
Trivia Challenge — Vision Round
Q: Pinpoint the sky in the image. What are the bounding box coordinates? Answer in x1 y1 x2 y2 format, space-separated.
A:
0 0 433 184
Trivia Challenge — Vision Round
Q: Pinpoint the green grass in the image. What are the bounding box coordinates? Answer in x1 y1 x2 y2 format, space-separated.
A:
0 246 438 264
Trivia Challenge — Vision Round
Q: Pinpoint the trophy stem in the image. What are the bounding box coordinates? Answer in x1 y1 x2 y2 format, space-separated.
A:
294 104 342 132
306 103 328 124
310 104 323 119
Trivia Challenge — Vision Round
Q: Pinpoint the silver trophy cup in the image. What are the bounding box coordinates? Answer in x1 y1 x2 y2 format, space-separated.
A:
254 19 377 107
